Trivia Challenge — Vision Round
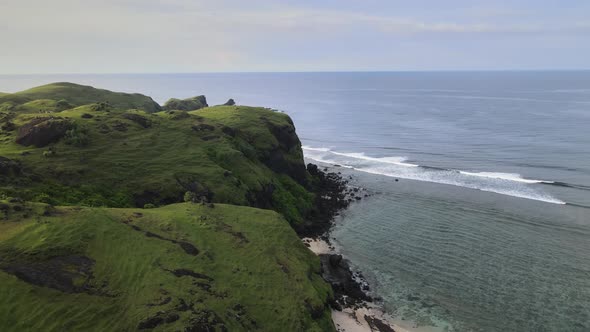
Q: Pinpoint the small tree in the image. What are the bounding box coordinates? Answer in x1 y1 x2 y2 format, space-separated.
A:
184 191 198 203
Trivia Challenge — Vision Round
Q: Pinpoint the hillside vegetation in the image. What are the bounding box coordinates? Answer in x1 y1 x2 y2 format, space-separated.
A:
0 83 336 331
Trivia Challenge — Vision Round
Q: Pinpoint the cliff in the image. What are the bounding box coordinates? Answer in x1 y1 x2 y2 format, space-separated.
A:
0 83 336 331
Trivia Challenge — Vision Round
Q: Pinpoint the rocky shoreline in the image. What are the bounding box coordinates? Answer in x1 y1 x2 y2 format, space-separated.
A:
302 163 398 332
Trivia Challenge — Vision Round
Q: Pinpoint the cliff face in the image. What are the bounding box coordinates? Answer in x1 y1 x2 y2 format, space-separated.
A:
0 83 336 332
262 117 308 185
1 95 312 219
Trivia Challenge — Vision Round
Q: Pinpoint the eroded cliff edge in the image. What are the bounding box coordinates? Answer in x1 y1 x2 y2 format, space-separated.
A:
0 83 348 331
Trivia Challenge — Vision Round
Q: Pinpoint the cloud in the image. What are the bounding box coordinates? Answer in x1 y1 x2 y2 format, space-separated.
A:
0 0 588 73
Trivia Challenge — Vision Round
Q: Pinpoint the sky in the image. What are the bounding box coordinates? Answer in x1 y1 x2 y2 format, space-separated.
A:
1 0 589 74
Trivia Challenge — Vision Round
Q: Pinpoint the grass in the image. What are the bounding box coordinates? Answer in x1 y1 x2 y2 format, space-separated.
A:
0 82 332 331
1 89 313 224
0 82 161 113
0 203 333 331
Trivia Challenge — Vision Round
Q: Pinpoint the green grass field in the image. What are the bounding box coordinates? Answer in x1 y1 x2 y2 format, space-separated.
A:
0 83 335 331
0 203 333 331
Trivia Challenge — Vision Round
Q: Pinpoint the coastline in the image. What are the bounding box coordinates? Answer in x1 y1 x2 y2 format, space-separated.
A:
304 237 434 332
301 163 439 332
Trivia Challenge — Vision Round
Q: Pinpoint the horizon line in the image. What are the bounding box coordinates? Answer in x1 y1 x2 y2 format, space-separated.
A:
1 69 590 76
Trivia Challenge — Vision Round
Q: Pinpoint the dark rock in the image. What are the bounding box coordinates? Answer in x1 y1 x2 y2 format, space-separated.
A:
138 316 164 330
123 113 152 128
185 310 227 332
169 269 213 281
329 254 343 267
364 315 396 332
15 117 71 147
297 164 350 237
137 311 179 330
81 113 93 119
223 98 236 106
179 242 199 256
1 255 97 294
191 123 215 132
319 254 372 307
307 163 319 175
261 121 307 184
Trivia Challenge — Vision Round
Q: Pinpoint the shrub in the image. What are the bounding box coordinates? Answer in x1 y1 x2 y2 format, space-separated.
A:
184 191 198 203
64 124 90 147
143 203 156 209
34 193 58 205
56 99 73 110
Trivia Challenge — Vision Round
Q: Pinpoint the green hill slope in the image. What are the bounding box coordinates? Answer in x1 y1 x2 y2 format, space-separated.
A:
0 83 337 331
0 82 162 113
0 202 332 331
0 95 312 226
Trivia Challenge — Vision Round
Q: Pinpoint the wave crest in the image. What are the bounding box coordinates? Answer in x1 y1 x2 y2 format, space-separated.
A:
302 146 565 204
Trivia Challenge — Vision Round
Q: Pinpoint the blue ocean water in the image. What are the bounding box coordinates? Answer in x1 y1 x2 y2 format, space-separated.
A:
1 72 589 331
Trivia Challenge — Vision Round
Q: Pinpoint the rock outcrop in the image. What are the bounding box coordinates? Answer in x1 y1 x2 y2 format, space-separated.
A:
261 118 308 184
15 117 71 147
223 98 236 106
122 112 152 128
163 96 208 111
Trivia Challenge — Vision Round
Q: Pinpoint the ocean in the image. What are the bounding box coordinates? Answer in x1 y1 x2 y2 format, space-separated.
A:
1 71 589 331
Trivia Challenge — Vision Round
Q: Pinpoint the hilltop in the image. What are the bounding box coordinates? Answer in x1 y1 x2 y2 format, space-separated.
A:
0 83 348 331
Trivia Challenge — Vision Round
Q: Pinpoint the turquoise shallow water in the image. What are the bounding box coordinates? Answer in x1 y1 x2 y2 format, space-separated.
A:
2 71 589 331
327 167 590 331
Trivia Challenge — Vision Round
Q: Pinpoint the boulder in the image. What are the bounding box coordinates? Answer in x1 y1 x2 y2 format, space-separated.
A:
223 98 236 106
15 117 71 147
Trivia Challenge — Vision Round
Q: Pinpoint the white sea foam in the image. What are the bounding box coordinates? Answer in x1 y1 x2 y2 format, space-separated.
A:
302 146 331 152
458 171 554 184
329 151 419 167
302 146 565 204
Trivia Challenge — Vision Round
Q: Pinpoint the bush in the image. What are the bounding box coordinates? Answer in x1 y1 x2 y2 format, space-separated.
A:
34 193 58 205
56 99 73 110
143 203 156 209
64 124 90 147
184 191 198 203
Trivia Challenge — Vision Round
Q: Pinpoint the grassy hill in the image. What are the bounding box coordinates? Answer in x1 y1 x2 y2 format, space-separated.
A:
0 83 312 226
0 83 336 331
0 82 162 113
0 202 332 331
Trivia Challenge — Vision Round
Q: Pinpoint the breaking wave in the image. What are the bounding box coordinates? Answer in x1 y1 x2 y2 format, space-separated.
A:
302 146 566 204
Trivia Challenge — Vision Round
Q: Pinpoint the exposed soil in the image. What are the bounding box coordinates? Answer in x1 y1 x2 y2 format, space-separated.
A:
1 255 100 294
